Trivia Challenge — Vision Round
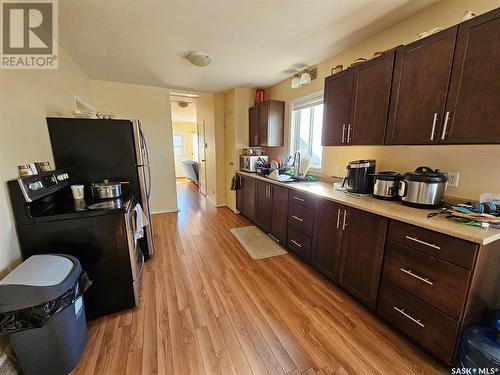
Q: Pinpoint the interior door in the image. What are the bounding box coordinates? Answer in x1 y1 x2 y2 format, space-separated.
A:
443 9 500 144
197 120 207 196
321 69 353 146
224 112 236 211
385 27 458 144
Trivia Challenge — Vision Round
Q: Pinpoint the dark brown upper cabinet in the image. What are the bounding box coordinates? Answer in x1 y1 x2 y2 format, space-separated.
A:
322 51 395 146
248 106 258 147
442 8 500 144
322 69 353 146
349 50 395 145
385 27 458 145
249 100 284 147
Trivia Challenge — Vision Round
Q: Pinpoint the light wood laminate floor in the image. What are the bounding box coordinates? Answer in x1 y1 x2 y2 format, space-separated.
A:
72 180 447 374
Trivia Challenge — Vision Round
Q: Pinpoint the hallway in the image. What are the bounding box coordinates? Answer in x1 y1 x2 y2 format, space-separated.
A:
72 180 446 374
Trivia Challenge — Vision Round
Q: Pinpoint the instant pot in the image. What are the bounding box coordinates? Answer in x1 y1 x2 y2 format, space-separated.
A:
399 167 448 208
372 172 401 200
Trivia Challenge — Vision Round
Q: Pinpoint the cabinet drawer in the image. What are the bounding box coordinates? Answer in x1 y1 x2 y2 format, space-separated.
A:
287 227 312 262
377 281 459 364
288 202 314 236
383 241 470 320
387 220 477 269
288 190 316 209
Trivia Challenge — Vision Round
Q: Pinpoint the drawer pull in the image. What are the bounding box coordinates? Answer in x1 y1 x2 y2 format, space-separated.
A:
405 236 441 250
292 215 303 222
400 268 434 286
291 240 302 248
292 196 305 202
394 306 425 328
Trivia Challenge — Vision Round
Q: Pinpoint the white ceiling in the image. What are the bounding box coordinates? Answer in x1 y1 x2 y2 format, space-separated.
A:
59 0 437 93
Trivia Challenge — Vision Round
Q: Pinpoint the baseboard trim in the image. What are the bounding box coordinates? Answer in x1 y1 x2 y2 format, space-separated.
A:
151 209 179 215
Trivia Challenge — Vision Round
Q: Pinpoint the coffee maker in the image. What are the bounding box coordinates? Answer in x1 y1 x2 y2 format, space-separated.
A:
342 160 376 194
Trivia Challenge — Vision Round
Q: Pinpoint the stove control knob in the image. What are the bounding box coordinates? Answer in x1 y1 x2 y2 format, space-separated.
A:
64 173 69 179
28 182 40 191
57 174 65 181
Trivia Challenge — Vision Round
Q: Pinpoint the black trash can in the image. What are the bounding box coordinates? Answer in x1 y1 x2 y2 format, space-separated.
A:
0 254 90 375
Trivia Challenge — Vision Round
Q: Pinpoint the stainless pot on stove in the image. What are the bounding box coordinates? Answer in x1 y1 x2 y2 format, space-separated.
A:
90 180 122 199
398 167 447 209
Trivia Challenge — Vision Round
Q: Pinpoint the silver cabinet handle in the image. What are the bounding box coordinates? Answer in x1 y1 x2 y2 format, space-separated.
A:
400 268 434 286
393 307 424 328
292 196 304 202
341 124 346 143
292 215 303 222
405 236 441 250
347 124 351 143
342 209 347 230
430 112 438 140
291 240 302 248
336 209 341 229
441 111 450 140
268 233 279 243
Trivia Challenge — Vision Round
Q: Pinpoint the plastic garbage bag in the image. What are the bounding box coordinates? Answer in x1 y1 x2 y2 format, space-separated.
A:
0 271 92 335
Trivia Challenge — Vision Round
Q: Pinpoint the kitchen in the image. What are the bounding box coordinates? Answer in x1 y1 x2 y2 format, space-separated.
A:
1 0 499 374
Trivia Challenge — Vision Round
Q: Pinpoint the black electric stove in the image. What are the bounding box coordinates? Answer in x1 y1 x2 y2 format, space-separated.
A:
8 170 144 319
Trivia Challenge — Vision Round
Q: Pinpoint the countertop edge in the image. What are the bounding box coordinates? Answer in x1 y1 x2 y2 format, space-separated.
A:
236 171 500 246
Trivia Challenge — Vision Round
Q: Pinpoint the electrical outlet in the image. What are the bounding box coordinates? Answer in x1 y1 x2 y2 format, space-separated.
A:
447 171 460 187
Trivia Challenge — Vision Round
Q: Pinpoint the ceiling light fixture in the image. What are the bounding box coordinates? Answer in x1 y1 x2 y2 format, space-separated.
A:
186 52 212 67
177 101 189 108
290 67 317 89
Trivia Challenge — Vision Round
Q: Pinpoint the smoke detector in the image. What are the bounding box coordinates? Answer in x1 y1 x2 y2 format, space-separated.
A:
186 52 212 67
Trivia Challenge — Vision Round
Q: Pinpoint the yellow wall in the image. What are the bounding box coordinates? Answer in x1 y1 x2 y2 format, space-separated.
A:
267 0 500 199
91 80 178 214
0 48 93 275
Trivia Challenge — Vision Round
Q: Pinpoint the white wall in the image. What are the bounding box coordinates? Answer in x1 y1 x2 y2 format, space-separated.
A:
91 80 178 214
0 49 94 275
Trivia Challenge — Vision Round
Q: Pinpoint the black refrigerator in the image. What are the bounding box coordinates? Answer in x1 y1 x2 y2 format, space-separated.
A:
47 117 154 259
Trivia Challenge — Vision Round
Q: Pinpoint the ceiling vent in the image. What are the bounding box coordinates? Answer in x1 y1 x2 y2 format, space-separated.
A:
186 52 212 67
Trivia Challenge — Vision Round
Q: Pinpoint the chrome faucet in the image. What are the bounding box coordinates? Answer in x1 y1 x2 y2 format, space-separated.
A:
293 151 301 178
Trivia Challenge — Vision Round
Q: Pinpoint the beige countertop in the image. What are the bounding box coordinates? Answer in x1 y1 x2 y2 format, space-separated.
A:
237 171 500 246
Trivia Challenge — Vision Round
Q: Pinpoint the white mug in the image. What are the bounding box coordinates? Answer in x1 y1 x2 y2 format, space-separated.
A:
71 185 85 200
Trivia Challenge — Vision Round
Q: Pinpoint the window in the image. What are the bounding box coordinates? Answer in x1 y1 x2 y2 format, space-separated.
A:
172 134 185 157
289 92 324 169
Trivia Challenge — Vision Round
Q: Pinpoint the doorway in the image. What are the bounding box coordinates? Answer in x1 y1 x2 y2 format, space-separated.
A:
224 112 235 211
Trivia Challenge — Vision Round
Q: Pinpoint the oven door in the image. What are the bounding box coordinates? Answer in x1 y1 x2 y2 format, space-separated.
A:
125 207 145 305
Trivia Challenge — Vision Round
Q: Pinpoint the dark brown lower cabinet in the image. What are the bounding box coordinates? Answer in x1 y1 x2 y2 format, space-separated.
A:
236 175 256 221
270 185 288 244
338 208 388 309
311 199 344 282
254 179 288 244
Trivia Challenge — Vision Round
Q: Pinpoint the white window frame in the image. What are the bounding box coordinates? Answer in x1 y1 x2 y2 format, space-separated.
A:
289 90 324 172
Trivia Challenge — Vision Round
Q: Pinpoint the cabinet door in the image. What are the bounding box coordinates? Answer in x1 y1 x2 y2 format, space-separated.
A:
322 69 353 146
242 176 256 222
312 199 344 282
350 51 395 145
266 101 285 147
270 185 288 244
236 175 244 213
249 106 259 147
255 180 272 232
257 102 270 146
386 27 457 145
443 9 500 144
339 208 388 308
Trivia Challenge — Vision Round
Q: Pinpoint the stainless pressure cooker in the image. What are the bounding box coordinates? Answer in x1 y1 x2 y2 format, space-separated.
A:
372 172 401 200
398 167 448 208
90 180 123 199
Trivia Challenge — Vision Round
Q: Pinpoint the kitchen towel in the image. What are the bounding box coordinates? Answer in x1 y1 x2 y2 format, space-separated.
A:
133 204 149 244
